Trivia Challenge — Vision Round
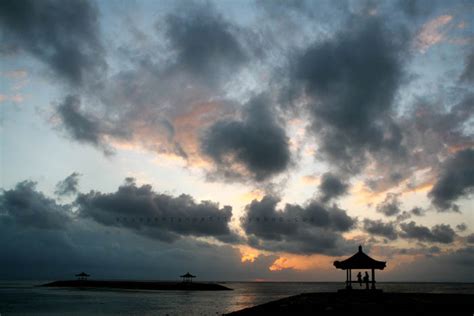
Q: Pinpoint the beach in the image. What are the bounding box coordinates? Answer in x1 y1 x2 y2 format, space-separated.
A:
226 291 474 315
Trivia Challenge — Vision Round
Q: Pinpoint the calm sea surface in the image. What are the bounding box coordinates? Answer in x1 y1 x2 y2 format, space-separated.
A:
1 281 473 315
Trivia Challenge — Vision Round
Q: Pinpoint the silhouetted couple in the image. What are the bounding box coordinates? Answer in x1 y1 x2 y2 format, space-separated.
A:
357 272 370 289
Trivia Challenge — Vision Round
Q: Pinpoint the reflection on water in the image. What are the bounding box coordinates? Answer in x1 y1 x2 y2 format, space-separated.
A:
1 281 473 315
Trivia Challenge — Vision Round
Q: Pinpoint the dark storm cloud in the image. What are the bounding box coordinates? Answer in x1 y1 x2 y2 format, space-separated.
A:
318 172 348 203
76 178 238 243
446 246 474 268
395 211 411 223
362 219 398 240
164 3 247 84
460 52 474 83
56 95 102 146
410 207 425 216
400 221 456 244
291 16 408 173
392 245 441 257
376 193 402 217
55 172 81 196
201 95 291 181
0 181 71 230
456 223 467 232
397 0 437 17
55 95 120 155
387 245 474 281
429 148 474 211
0 0 105 85
241 195 356 255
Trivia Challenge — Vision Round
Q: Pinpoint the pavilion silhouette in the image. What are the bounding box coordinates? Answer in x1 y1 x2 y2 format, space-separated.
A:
180 272 196 283
75 272 90 281
334 245 386 290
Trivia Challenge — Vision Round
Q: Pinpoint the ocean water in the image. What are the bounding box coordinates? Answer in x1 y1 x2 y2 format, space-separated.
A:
1 281 473 315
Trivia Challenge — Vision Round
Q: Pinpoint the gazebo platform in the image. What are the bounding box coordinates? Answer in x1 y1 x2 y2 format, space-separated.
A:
337 288 384 294
333 245 386 290
41 280 232 291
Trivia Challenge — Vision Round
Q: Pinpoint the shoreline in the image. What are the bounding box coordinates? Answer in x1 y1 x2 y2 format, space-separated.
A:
41 280 232 291
225 291 474 315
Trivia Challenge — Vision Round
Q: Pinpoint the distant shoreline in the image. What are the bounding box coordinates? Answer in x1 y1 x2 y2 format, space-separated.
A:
225 291 474 315
41 280 232 291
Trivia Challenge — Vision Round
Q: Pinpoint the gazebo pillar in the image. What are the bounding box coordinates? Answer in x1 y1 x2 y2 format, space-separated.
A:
345 269 352 289
371 269 375 289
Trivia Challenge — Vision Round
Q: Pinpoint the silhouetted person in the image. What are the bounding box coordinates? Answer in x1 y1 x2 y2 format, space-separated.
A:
357 272 362 287
363 272 369 289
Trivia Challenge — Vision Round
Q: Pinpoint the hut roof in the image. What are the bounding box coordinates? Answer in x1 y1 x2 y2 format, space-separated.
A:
333 246 386 270
75 272 90 277
180 272 196 278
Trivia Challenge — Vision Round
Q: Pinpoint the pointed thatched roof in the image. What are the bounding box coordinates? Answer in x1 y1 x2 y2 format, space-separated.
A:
75 272 90 277
334 246 386 270
180 272 196 278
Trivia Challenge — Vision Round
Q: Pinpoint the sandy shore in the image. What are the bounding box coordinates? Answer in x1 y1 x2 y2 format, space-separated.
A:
226 291 474 315
41 280 232 291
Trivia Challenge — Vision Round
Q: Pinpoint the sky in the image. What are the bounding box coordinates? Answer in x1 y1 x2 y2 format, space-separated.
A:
0 0 473 282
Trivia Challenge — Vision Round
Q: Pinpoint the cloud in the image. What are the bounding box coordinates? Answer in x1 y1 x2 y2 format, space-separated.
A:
398 0 437 17
291 16 408 174
55 172 81 196
0 181 71 230
456 223 467 232
377 245 474 281
460 52 474 82
391 206 426 223
76 178 239 243
376 193 402 216
163 2 247 85
429 148 474 211
0 0 105 85
318 172 348 203
400 221 456 243
414 15 453 53
55 95 115 154
410 207 425 216
0 93 24 104
241 195 356 255
201 95 291 181
467 234 474 244
362 219 398 240
395 211 412 223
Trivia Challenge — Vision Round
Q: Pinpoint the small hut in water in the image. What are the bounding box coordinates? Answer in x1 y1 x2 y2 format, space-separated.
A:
180 272 196 283
334 245 386 290
75 272 90 281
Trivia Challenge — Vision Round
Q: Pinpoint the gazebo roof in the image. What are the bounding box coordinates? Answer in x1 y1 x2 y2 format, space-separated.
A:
334 246 386 270
75 272 90 277
180 272 196 278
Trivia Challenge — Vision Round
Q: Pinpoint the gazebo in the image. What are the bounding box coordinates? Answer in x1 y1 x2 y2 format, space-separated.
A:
75 272 90 281
333 245 386 290
180 272 196 283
